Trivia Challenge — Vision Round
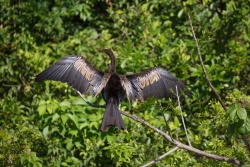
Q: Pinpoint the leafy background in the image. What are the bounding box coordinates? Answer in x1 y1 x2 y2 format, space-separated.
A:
0 0 250 166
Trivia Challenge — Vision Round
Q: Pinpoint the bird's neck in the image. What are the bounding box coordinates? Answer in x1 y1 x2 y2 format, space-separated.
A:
106 50 116 73
109 57 116 73
101 49 116 73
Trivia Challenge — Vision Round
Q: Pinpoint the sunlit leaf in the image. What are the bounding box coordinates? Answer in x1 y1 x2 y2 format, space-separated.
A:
237 107 247 120
42 126 49 140
37 105 46 115
61 115 69 125
229 108 237 122
60 101 71 107
67 114 79 129
52 113 60 122
66 139 73 150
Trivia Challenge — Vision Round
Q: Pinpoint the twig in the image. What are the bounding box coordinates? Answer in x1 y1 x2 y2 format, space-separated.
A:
140 146 179 167
121 111 244 166
76 91 105 108
187 14 227 111
176 85 192 147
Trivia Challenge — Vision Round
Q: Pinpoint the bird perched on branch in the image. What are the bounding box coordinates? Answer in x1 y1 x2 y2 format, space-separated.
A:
35 49 192 131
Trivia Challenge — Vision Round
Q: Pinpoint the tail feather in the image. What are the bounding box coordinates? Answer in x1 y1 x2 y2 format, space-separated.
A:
100 102 125 131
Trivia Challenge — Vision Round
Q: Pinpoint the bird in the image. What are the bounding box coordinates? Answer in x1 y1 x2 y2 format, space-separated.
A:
35 49 192 131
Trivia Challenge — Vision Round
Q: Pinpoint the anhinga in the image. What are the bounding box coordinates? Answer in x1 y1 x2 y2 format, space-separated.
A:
35 49 192 131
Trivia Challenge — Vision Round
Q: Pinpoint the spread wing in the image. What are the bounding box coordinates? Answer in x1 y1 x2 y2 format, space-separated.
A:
125 67 192 102
35 56 109 96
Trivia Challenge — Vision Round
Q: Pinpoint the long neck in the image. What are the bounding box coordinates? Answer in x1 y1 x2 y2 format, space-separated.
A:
103 49 116 73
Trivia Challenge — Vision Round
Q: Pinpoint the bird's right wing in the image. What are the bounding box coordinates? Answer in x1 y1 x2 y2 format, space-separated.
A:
124 67 192 102
35 56 110 96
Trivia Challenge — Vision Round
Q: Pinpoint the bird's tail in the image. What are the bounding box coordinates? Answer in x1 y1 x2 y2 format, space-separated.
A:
100 102 125 131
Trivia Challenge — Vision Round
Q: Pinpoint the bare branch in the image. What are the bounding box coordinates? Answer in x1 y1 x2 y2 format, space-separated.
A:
176 85 192 147
121 111 244 166
140 146 179 167
187 14 227 111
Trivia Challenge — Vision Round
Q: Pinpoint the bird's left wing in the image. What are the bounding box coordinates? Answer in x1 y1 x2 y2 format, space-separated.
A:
124 67 192 102
35 56 109 96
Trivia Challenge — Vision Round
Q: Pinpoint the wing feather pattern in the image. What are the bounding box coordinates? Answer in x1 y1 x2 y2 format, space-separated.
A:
35 56 105 96
125 67 192 102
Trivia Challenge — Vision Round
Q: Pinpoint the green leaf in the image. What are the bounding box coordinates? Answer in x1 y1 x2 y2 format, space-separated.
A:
239 118 250 134
164 112 171 122
235 103 240 110
174 116 180 127
226 104 236 115
228 120 245 134
42 126 49 140
71 97 87 105
52 113 60 122
60 101 71 107
107 134 117 143
68 130 78 136
66 139 74 150
237 107 247 120
242 164 250 167
67 114 79 129
61 162 68 166
61 115 69 125
37 105 46 115
229 108 237 122
178 9 184 18
46 103 58 114
75 141 83 148
70 157 81 164
79 122 89 129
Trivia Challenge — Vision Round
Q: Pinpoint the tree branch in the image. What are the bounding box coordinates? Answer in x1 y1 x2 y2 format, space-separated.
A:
140 146 179 167
176 85 192 146
121 111 244 166
187 14 227 111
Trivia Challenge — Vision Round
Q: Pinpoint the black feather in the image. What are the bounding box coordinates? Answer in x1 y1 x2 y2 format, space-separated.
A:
100 101 125 131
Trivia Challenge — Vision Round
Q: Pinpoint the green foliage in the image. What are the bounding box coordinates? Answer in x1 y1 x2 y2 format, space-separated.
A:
0 0 250 166
226 91 250 135
104 143 135 166
227 103 248 134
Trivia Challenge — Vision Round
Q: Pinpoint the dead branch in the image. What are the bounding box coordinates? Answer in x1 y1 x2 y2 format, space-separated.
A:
187 14 227 111
140 146 179 167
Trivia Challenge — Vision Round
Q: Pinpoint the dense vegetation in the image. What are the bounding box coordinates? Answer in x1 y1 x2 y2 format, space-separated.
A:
0 0 249 166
